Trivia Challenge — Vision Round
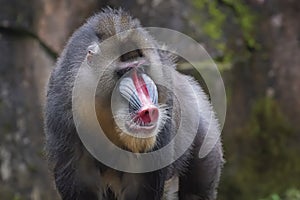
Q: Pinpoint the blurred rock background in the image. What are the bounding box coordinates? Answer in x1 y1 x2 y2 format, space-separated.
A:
0 0 299 199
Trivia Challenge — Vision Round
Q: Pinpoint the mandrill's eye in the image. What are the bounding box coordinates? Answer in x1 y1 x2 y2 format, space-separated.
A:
116 57 148 78
120 49 143 62
116 49 144 77
116 66 133 78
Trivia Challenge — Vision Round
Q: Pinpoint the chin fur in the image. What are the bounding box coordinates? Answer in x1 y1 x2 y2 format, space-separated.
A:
115 126 157 153
113 104 169 153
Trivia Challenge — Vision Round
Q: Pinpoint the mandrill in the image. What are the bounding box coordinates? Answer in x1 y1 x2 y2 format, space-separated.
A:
44 8 224 200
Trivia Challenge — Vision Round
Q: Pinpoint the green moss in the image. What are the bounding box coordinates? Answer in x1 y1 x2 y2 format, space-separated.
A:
220 97 300 200
248 97 293 154
261 194 281 200
285 188 300 200
191 0 226 40
222 0 259 49
0 187 24 200
206 1 225 40
13 194 23 200
190 0 259 65
260 188 300 200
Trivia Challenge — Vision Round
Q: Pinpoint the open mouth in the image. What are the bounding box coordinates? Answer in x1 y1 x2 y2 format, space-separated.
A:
125 119 157 134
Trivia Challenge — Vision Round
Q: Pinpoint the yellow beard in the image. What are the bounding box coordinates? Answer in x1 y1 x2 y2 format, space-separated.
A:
116 127 157 153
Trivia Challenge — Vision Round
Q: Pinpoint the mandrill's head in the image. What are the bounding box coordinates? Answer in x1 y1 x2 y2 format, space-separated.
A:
84 9 174 153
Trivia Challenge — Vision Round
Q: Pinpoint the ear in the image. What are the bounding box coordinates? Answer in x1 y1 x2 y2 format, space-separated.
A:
87 42 101 67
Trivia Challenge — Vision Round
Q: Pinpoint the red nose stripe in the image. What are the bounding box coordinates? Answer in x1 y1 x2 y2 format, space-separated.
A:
132 70 152 106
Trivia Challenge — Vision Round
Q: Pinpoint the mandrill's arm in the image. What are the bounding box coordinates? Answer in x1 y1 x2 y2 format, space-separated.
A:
179 140 223 200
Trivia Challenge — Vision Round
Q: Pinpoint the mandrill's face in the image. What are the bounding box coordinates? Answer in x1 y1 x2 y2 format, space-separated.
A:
89 44 171 153
113 60 169 139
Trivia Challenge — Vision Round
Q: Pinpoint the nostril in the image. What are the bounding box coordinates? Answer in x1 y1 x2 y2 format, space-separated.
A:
138 106 159 124
139 109 151 124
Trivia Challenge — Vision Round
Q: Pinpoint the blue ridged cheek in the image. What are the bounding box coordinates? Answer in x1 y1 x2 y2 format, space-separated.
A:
119 74 158 112
142 74 158 105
